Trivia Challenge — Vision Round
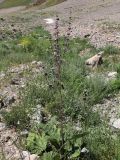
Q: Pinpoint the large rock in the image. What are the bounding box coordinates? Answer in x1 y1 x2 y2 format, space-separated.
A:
85 51 103 68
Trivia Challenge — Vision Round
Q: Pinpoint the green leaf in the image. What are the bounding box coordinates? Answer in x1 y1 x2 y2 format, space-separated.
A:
26 132 48 154
70 149 80 159
36 133 48 153
42 151 60 160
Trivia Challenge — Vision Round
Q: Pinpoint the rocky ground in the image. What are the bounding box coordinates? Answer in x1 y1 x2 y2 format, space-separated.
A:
43 0 120 47
0 0 120 47
0 58 120 160
0 61 44 160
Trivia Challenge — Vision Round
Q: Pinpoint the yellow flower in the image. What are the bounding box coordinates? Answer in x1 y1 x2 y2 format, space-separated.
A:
18 37 31 48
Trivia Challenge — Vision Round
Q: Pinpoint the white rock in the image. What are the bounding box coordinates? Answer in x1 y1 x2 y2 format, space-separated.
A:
30 154 39 160
44 18 55 24
20 129 29 136
22 151 30 160
108 72 117 78
112 119 120 129
22 151 39 160
85 52 103 67
31 61 37 65
37 61 43 67
75 126 81 131
0 122 6 131
0 72 5 79
32 105 42 124
81 147 89 153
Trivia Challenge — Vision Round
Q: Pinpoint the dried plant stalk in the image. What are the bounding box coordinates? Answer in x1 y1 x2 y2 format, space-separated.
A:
64 8 72 53
53 15 61 85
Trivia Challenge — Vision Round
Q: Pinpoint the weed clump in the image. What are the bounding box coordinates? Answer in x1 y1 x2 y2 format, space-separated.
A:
103 45 120 55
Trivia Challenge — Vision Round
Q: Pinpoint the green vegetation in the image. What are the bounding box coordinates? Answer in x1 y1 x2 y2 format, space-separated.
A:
26 117 87 159
1 27 120 159
104 45 120 55
0 0 65 9
0 27 50 71
98 45 120 73
0 0 31 8
41 0 65 8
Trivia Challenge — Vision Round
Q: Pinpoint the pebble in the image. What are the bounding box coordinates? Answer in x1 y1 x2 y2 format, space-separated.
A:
108 72 117 79
112 119 120 129
0 122 6 132
22 151 39 160
81 147 89 153
0 72 5 80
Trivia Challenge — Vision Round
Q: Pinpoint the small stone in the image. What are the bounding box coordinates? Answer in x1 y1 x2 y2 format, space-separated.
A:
30 154 39 160
112 119 120 129
31 105 49 124
20 129 29 136
22 151 39 160
31 105 42 124
36 61 43 67
106 72 117 82
31 61 37 65
108 72 117 79
22 151 30 159
75 126 81 131
0 122 6 132
44 18 55 24
4 95 16 107
81 147 89 153
84 34 91 38
0 72 5 79
10 78 20 85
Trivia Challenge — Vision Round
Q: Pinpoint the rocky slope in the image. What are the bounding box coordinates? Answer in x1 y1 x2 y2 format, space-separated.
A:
0 0 120 47
0 0 120 159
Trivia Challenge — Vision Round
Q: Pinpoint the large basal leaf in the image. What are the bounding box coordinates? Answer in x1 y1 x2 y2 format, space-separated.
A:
27 132 48 154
